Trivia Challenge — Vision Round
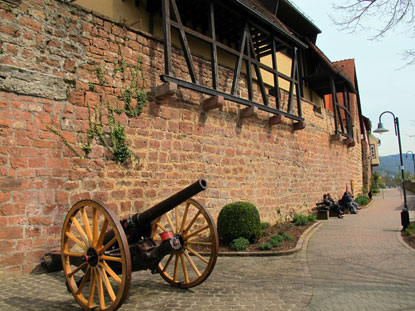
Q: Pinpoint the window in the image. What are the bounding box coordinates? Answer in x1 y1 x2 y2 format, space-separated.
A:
370 145 376 159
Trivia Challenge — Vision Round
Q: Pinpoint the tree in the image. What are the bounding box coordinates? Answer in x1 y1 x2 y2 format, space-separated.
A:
331 0 415 66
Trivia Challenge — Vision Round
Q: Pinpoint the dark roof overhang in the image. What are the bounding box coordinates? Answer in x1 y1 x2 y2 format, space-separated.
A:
303 38 357 96
232 0 308 49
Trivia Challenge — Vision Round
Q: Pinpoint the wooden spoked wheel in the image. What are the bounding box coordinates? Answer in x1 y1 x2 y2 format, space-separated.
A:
61 200 131 311
151 198 218 288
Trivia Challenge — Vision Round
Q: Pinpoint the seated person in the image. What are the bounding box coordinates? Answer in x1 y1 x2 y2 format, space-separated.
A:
348 191 361 210
340 191 358 214
323 194 344 218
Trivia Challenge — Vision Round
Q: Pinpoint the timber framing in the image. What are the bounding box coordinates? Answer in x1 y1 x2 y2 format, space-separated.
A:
302 38 356 142
330 77 354 140
157 0 305 122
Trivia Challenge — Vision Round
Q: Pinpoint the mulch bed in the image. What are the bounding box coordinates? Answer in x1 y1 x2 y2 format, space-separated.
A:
218 222 313 252
402 234 415 250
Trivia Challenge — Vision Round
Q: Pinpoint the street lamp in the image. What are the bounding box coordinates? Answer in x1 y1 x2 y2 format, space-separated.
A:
406 151 415 176
373 111 409 230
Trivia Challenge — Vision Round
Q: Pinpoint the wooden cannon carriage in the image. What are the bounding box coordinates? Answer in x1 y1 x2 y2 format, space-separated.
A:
50 179 218 311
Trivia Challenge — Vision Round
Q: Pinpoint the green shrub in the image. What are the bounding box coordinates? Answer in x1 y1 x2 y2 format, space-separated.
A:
229 237 250 251
270 239 281 247
293 214 309 226
271 234 284 243
404 223 415 236
261 222 271 230
217 201 261 244
307 215 316 223
355 195 370 206
260 230 270 238
279 232 293 241
268 234 283 248
258 242 273 250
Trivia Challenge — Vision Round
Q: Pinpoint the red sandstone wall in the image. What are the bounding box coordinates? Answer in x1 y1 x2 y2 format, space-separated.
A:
0 0 363 273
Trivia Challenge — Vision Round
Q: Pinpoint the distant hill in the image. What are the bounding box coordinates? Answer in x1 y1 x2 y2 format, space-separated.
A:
373 154 415 176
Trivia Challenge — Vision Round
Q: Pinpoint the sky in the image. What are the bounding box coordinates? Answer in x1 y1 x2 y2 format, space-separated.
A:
291 0 415 157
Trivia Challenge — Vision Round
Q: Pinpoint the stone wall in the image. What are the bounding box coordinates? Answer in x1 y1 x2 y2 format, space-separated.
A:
0 0 364 273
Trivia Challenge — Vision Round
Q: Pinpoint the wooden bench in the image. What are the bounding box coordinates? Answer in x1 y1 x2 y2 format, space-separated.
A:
316 202 330 220
315 202 344 219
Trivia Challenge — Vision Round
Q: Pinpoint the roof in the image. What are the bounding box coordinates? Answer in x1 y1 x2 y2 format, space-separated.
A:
304 38 357 94
233 0 308 48
333 59 356 88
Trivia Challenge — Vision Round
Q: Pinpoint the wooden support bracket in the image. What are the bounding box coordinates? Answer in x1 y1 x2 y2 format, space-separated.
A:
239 106 257 119
293 121 306 131
202 95 224 112
268 114 284 126
330 134 341 141
154 82 177 99
345 138 355 147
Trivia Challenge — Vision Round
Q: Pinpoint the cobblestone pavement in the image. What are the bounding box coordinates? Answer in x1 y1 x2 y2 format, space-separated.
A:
306 188 415 311
0 243 313 311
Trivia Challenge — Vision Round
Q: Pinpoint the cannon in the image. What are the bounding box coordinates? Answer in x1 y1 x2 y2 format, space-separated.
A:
56 179 218 311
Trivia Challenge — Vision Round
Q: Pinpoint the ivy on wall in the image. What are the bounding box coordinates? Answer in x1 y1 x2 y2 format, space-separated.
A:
49 43 148 169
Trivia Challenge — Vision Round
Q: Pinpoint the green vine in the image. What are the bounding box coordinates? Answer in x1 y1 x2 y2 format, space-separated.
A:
50 48 147 169
94 64 107 86
47 125 82 157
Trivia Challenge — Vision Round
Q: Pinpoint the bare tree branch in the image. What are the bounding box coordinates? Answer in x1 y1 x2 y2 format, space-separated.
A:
332 0 415 37
331 0 415 66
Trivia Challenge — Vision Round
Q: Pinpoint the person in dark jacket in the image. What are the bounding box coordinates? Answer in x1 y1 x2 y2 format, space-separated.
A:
341 192 358 214
323 194 344 218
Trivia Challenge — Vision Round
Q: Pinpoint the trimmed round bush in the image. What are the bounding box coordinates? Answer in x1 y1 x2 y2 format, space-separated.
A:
217 201 261 244
230 237 250 251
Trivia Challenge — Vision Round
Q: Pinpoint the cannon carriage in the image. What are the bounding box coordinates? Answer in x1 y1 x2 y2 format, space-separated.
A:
51 179 218 311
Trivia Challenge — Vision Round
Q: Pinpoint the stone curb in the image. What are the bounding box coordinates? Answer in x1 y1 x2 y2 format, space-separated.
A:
360 198 374 209
217 221 322 257
396 229 415 253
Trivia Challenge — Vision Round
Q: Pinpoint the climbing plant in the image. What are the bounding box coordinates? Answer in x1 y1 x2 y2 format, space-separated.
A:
49 43 148 169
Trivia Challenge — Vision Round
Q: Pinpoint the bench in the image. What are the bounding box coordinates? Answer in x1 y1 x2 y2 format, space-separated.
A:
316 202 330 220
315 201 345 219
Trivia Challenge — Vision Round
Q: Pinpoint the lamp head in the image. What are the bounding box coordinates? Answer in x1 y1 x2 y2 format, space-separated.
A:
373 122 389 134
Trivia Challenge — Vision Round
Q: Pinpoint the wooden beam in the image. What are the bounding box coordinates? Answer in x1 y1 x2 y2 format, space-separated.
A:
271 37 281 109
171 0 197 83
293 121 306 131
161 75 305 122
202 95 223 112
330 134 341 141
162 0 172 76
268 114 284 126
209 1 218 90
344 137 355 147
239 106 257 119
231 23 248 95
154 82 177 99
347 140 356 148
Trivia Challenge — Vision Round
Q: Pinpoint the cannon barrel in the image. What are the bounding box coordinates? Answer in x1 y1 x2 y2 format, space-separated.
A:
135 179 208 226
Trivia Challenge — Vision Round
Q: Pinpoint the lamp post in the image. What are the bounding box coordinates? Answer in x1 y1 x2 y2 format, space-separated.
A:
373 111 409 230
406 151 415 176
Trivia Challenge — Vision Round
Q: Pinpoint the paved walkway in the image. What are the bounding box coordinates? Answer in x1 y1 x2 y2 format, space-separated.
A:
306 188 415 311
0 188 414 310
0 252 312 311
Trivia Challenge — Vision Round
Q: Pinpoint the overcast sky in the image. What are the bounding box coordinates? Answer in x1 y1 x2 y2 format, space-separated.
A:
291 0 415 157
